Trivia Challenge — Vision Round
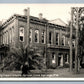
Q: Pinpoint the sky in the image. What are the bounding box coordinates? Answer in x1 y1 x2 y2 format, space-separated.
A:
1 4 84 24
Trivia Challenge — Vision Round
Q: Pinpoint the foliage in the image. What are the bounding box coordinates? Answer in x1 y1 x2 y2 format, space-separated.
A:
2 44 45 70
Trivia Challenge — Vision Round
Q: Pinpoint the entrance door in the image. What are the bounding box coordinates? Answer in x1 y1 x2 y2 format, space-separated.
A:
58 54 63 67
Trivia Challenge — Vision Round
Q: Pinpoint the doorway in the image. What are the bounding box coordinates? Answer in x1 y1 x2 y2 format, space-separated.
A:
58 53 63 67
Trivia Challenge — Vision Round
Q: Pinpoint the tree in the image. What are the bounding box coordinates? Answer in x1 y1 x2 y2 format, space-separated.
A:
78 25 84 68
1 43 44 70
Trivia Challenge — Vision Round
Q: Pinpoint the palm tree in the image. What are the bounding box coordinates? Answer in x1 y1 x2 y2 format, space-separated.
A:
2 43 44 71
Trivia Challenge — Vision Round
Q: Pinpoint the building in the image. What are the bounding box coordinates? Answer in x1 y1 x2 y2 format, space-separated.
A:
0 9 70 69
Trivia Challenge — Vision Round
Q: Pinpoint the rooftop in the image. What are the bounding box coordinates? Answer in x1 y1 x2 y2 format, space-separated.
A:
0 14 67 29
49 18 67 27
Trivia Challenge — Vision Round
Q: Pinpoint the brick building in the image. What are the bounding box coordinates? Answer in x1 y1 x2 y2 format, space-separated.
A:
0 9 71 69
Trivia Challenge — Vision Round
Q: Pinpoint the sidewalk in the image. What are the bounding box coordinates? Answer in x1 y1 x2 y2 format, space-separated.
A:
0 68 84 78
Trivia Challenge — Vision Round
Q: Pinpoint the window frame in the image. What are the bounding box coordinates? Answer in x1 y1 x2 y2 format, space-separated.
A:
19 27 24 42
41 30 45 44
56 32 59 45
34 29 39 43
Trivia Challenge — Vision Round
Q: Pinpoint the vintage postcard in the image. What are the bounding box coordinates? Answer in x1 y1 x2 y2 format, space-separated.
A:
0 4 84 81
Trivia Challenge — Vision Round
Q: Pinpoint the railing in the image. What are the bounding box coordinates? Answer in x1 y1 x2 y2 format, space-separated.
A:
47 44 70 49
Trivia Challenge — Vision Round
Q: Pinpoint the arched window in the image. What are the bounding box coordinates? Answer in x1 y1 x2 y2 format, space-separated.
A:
19 27 24 42
41 30 45 44
35 30 39 43
29 29 32 43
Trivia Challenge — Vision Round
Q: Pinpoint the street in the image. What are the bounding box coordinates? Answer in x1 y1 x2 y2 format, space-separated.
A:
0 68 84 78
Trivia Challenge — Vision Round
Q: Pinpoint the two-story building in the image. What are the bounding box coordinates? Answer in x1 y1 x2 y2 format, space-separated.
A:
0 9 70 69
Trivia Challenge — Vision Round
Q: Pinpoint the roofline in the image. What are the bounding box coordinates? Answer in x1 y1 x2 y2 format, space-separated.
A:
1 14 67 29
49 18 67 26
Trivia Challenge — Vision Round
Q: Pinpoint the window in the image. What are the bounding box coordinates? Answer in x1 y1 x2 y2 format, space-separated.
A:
52 52 56 64
4 33 6 44
62 35 65 46
52 52 55 59
3 33 5 44
68 41 69 45
9 29 12 43
12 26 14 42
56 33 59 45
1 35 2 45
5 32 7 44
19 27 24 42
35 30 39 43
80 24 83 31
49 32 52 44
72 40 75 47
65 54 69 63
29 29 32 43
42 30 45 44
2 34 4 44
6 32 8 44
0 35 1 45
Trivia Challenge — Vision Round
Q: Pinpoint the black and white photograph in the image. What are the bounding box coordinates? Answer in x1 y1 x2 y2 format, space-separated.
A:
0 4 84 80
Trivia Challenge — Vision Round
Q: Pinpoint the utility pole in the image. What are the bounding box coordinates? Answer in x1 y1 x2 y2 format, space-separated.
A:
45 22 48 76
27 8 30 48
70 7 79 73
25 7 30 62
70 7 73 72
75 7 79 74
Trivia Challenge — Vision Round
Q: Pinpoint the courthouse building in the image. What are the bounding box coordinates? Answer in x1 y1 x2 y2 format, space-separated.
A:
0 9 73 69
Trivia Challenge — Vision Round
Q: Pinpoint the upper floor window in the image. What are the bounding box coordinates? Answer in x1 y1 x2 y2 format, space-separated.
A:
19 27 24 42
12 26 14 42
35 30 39 43
7 31 8 44
41 30 45 44
3 33 5 44
29 29 32 43
56 33 59 45
68 41 70 46
62 35 65 46
4 32 6 44
9 28 12 43
49 32 52 44
0 35 2 45
5 32 7 44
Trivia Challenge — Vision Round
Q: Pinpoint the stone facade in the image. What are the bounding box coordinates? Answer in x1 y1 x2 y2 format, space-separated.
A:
0 13 70 69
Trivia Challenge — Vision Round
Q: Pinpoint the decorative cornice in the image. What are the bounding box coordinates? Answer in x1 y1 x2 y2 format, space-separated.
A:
1 14 67 30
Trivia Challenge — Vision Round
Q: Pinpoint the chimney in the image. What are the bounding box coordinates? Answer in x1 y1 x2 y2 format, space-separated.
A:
24 9 27 16
39 13 43 19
